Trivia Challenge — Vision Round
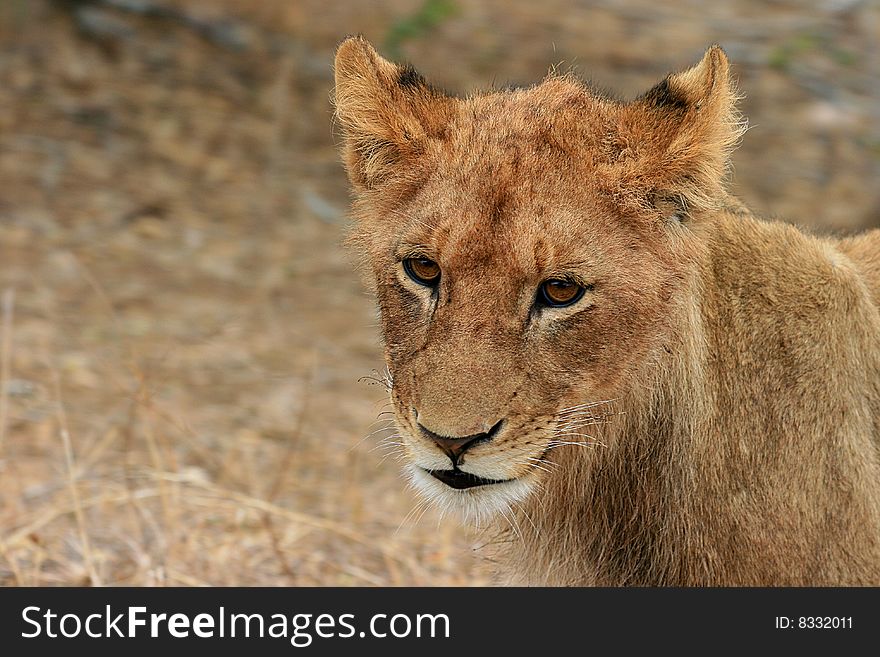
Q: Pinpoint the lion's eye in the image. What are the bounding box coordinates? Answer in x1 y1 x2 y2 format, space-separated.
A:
538 279 586 308
403 257 441 287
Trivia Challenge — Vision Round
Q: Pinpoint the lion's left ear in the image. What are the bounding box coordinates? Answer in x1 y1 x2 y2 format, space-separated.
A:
620 46 745 215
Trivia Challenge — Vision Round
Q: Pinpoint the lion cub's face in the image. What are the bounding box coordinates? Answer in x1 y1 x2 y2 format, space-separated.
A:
334 38 739 521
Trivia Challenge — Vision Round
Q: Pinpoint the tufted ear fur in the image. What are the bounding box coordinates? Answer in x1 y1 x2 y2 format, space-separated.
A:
618 46 746 217
333 36 453 190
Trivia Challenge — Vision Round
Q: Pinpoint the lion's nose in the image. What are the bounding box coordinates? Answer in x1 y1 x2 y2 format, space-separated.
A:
416 419 503 465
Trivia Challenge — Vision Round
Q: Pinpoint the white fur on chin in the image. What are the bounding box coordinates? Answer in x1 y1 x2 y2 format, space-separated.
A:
405 463 536 526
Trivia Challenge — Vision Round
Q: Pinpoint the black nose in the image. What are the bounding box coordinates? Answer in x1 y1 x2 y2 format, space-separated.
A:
417 420 503 465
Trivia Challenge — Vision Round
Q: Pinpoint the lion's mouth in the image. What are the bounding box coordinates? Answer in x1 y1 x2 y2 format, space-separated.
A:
425 468 511 490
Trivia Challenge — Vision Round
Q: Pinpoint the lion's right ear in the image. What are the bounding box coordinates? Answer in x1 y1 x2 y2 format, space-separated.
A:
333 36 452 191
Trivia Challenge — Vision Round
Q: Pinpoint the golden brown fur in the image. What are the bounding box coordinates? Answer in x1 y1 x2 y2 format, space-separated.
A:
333 36 880 585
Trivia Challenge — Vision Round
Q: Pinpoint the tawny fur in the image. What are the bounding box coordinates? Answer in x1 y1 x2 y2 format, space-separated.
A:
333 36 880 586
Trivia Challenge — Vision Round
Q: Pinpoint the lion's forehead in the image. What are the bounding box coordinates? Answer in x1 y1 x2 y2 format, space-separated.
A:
441 86 612 168
385 92 644 287
400 174 617 283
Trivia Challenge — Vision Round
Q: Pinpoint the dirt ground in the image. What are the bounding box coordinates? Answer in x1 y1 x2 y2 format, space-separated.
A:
0 0 877 586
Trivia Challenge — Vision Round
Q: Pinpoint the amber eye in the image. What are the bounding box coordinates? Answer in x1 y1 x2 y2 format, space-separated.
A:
403 257 441 287
539 279 587 308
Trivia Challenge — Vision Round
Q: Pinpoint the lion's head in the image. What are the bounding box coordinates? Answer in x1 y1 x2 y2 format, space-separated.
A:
333 37 742 523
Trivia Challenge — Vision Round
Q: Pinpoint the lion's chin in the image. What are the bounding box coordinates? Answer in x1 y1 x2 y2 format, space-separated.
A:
405 463 537 525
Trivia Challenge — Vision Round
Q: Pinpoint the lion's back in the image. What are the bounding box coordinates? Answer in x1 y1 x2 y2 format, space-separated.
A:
837 229 880 309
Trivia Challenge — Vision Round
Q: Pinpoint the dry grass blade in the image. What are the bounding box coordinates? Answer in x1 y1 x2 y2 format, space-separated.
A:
0 288 13 454
152 471 426 578
260 354 318 580
50 366 102 587
0 540 23 586
2 489 162 551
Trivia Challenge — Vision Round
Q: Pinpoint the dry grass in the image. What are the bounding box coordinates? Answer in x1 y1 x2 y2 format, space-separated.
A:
0 0 876 586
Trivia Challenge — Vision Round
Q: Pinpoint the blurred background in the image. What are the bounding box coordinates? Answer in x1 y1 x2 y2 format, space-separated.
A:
0 0 877 586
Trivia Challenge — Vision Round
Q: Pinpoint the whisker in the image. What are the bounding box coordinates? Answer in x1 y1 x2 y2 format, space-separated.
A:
546 439 607 450
525 457 556 474
551 430 606 442
556 411 619 423
370 398 394 411
363 425 397 439
436 503 449 529
374 435 404 458
377 448 407 465
557 409 618 420
359 370 394 391
351 421 398 450
372 442 404 454
364 425 395 438
556 398 619 415
513 500 539 535
499 504 525 547
555 420 610 432
410 500 433 528
552 431 596 439
396 499 428 534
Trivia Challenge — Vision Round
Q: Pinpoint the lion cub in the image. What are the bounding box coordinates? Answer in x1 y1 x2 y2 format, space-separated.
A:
334 36 880 585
